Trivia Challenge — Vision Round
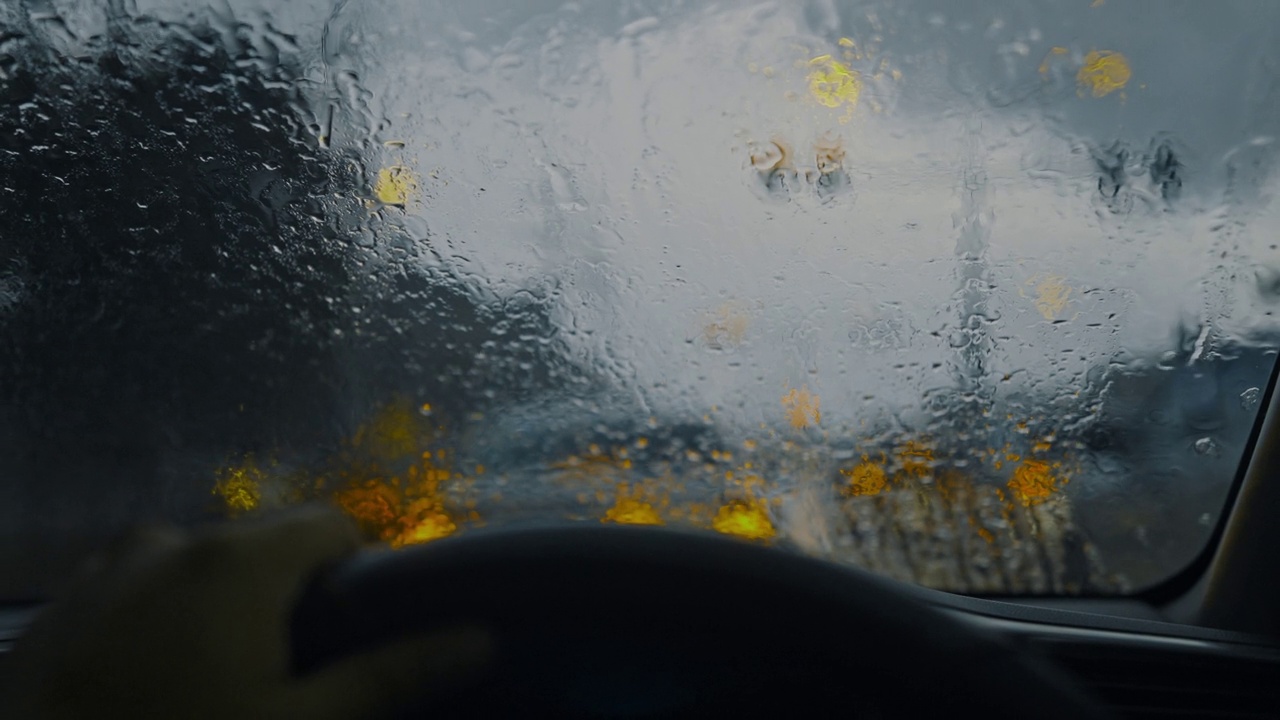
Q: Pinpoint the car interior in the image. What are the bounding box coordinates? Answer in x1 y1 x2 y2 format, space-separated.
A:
2 0 1279 717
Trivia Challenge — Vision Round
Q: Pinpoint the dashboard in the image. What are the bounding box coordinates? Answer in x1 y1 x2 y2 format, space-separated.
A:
2 588 1276 718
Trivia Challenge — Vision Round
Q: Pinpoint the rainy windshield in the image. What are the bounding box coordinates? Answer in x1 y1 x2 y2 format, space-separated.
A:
3 0 1280 597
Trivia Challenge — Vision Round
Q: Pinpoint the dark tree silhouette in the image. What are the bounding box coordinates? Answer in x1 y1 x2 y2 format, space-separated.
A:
0 9 582 593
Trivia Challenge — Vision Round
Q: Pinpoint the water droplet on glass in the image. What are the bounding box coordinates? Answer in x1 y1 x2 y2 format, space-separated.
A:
1193 437 1220 457
1240 387 1261 411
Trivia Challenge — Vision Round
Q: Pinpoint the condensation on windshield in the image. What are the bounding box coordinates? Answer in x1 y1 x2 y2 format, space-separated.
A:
3 0 1280 596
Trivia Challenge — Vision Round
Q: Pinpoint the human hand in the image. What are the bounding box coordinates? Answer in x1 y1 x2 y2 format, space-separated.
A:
1 507 490 719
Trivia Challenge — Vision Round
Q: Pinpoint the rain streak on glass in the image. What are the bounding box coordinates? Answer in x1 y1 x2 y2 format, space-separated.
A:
2 0 1280 597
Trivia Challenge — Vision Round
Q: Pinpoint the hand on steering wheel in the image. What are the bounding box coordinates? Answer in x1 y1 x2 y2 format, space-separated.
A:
1 508 490 720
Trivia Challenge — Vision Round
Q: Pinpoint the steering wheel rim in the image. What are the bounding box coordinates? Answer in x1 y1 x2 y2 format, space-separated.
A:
291 525 1110 719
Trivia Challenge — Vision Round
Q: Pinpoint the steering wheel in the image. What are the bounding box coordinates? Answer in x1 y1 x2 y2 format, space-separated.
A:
291 525 1110 719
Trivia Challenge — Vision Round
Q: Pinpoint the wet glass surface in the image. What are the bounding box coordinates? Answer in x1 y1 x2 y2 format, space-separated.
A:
3 0 1280 596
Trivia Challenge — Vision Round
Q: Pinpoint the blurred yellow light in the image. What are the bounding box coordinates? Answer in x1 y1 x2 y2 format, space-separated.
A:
1008 460 1059 506
212 462 263 513
712 499 776 541
842 462 888 496
604 497 664 526
782 386 822 429
807 55 862 112
373 165 421 205
1077 50 1131 97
